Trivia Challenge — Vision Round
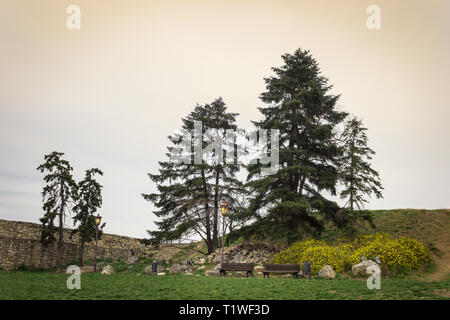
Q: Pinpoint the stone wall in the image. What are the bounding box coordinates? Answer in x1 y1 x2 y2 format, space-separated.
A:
0 219 149 270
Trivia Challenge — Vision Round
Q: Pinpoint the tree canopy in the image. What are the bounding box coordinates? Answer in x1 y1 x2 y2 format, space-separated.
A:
142 98 246 254
37 151 77 271
236 48 350 243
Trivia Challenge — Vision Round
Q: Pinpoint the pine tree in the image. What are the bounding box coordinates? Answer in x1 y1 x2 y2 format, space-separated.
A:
243 48 348 243
37 151 77 271
71 168 104 266
339 117 383 214
142 98 246 254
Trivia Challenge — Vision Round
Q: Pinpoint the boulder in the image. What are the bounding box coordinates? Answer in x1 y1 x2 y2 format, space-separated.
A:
183 258 193 266
197 266 206 271
205 270 219 277
214 254 228 263
234 271 246 277
126 255 139 264
80 266 94 273
214 263 222 272
318 265 336 279
169 264 188 274
144 266 155 275
197 258 206 265
254 265 264 273
101 265 114 275
352 260 377 276
157 272 166 276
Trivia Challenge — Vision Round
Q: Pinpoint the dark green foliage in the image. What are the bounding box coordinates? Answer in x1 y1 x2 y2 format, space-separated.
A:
142 98 247 253
37 151 77 271
241 48 349 243
338 117 383 212
334 117 383 229
71 168 105 265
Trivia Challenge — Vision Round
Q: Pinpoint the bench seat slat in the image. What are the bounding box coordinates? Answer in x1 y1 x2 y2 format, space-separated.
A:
220 263 254 271
219 263 254 277
263 263 300 273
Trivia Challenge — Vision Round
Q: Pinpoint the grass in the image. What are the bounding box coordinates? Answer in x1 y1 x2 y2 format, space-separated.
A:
2 210 448 300
0 271 449 300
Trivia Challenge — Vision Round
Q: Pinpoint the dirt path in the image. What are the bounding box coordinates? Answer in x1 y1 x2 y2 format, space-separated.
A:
424 212 450 281
413 210 450 281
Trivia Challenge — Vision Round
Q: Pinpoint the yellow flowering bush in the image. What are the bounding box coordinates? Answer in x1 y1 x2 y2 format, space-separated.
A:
349 233 431 273
271 239 353 273
271 233 431 274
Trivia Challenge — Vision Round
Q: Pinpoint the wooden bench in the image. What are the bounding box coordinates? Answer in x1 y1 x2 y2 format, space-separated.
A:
219 263 254 277
262 263 300 278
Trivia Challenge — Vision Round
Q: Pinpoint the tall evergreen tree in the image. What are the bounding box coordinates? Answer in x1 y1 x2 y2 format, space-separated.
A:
37 151 77 271
142 98 246 254
242 48 348 243
338 117 383 213
71 168 104 266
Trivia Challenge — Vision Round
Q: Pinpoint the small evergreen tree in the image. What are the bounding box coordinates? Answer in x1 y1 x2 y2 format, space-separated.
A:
339 117 383 214
71 168 104 265
142 98 246 254
37 151 77 271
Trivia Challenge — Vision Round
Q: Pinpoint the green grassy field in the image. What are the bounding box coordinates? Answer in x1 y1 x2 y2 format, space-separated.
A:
1 210 449 300
1 271 449 300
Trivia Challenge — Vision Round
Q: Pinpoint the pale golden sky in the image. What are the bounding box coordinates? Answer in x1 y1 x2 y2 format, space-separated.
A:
1 0 449 237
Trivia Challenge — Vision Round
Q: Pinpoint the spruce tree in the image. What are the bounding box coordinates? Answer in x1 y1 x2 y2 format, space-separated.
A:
244 48 348 243
142 98 245 254
37 151 77 271
338 117 383 214
71 168 104 266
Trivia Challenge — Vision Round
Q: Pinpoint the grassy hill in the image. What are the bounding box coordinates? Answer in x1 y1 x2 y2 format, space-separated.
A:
159 209 450 280
73 209 450 281
321 209 450 280
1 209 448 300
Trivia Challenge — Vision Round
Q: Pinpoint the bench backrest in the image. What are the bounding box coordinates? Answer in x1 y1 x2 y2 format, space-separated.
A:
221 263 254 271
264 263 300 272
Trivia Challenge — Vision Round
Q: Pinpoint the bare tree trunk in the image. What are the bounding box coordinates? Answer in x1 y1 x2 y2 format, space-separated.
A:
201 168 213 254
56 182 64 272
350 139 355 213
212 166 220 251
205 206 213 254
79 240 85 266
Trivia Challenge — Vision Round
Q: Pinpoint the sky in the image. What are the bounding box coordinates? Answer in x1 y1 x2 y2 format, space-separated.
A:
0 0 449 239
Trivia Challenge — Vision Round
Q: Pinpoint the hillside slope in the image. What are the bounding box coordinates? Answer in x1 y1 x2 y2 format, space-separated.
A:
328 209 450 280
151 209 450 280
